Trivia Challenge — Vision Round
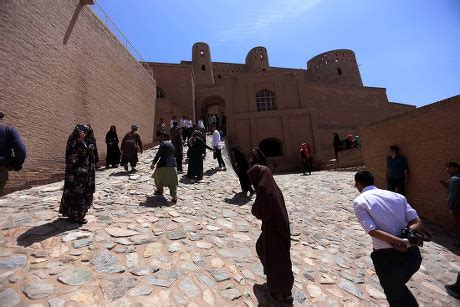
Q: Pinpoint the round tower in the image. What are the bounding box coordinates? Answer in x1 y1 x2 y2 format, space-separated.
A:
245 47 270 73
192 42 214 85
307 49 363 87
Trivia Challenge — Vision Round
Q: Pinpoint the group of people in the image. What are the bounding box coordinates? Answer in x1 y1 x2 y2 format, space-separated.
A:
333 132 361 159
1 111 459 304
206 112 226 134
59 124 144 224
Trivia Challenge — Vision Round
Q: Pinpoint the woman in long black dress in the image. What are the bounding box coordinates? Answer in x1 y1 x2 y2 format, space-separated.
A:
186 130 212 180
248 164 294 303
249 147 267 166
105 125 121 168
230 145 254 196
59 124 96 224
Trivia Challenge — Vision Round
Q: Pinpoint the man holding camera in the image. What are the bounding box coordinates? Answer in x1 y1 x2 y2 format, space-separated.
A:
0 112 27 195
353 170 422 306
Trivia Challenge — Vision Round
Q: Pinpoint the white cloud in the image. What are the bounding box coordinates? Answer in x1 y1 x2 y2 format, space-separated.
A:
216 0 323 44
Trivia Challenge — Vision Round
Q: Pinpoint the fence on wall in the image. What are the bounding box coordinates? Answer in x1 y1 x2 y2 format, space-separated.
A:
91 1 154 79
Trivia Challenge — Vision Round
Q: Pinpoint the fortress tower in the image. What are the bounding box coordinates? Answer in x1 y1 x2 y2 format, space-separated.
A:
192 42 214 85
245 46 270 72
307 49 363 87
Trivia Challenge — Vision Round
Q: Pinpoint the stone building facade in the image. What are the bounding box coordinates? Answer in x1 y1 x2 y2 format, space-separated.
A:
146 42 415 171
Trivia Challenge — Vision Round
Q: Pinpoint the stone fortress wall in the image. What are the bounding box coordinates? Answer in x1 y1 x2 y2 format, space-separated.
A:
1 0 156 193
146 42 415 171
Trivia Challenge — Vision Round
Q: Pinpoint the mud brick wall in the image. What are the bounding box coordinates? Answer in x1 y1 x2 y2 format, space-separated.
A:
360 96 460 230
0 0 156 193
337 148 364 168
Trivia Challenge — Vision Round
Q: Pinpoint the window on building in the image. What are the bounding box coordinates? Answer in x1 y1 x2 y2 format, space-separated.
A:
201 65 206 71
200 50 204 56
218 74 222 79
156 87 165 99
256 89 277 111
338 68 342 75
259 138 283 157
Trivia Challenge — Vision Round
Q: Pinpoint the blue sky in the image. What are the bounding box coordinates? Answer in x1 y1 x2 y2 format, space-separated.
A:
93 0 460 107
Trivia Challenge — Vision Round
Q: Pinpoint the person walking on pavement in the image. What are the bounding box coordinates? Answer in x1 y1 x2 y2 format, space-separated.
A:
170 122 184 173
151 133 178 203
0 112 26 195
211 124 226 170
121 124 143 172
353 170 422 306
60 124 95 224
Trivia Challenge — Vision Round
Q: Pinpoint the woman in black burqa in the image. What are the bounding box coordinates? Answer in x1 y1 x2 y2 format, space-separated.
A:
248 164 294 303
59 124 96 224
105 125 121 168
230 145 254 196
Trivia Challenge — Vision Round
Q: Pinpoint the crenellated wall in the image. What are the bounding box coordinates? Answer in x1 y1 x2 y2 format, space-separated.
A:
307 49 363 87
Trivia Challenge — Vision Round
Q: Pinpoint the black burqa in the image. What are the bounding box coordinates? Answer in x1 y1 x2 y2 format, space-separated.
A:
230 145 254 194
59 124 96 222
250 148 267 167
248 165 294 297
105 126 121 166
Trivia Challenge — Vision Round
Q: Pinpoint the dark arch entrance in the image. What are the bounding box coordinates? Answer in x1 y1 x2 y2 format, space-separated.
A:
259 138 283 157
201 95 226 132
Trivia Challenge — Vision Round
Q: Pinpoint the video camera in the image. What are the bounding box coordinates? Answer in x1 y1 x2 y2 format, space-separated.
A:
401 228 432 247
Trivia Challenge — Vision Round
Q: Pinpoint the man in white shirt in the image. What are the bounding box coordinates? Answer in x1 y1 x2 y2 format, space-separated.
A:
170 115 177 129
353 170 422 307
210 124 226 170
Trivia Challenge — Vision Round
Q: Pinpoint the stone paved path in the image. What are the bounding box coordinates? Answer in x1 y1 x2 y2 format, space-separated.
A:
0 140 458 306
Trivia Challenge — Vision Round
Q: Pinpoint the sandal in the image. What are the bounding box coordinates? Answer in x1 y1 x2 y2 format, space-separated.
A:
76 218 88 225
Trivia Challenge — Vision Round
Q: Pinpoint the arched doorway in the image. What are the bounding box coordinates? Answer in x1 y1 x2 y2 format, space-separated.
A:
259 138 283 157
201 95 226 133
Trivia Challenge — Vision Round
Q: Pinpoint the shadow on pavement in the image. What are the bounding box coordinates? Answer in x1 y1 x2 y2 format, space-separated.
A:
17 218 80 247
204 168 219 177
139 195 171 208
224 193 252 206
109 171 132 177
423 220 460 255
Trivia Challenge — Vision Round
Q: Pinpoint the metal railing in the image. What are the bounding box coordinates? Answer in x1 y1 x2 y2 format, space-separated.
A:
91 1 153 79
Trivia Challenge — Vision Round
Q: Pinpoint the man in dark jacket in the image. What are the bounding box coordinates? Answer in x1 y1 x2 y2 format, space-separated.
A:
0 112 27 195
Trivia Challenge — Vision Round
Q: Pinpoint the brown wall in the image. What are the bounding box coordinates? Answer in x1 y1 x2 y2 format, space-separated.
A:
224 72 415 167
360 96 460 230
146 63 196 125
147 62 195 123
337 148 364 168
0 0 156 193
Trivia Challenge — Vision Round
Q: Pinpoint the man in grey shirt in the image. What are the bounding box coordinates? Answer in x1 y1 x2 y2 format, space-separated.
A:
441 162 460 298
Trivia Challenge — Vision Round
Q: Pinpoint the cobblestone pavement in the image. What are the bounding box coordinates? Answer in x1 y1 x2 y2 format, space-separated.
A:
0 141 458 306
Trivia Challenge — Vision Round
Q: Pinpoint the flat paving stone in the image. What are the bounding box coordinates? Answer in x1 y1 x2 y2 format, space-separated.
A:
91 252 125 273
0 255 27 269
22 283 57 300
144 276 172 288
57 268 92 285
100 276 137 302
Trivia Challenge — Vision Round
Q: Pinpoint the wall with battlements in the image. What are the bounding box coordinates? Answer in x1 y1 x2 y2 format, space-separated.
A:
1 0 156 193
